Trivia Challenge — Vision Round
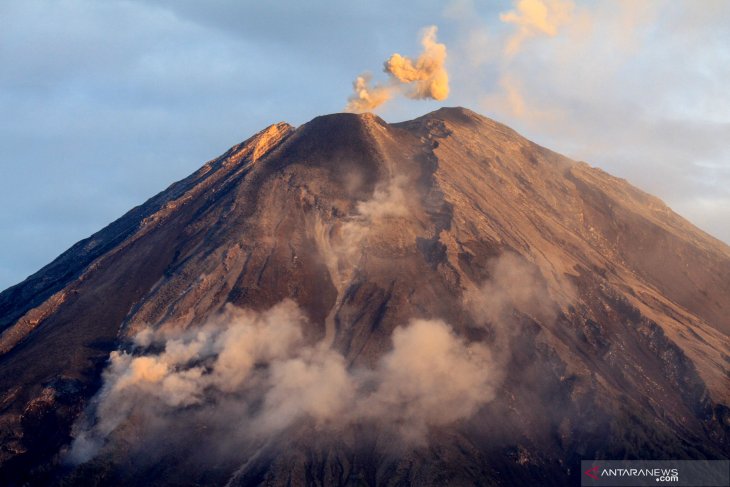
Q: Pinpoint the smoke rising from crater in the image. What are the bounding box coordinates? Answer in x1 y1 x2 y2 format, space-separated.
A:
345 75 393 115
345 26 450 113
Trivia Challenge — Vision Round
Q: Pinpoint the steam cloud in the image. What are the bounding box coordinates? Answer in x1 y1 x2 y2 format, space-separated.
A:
68 301 498 464
345 26 450 113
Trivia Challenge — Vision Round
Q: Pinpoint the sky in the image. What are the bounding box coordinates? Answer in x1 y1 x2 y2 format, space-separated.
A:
1 0 728 291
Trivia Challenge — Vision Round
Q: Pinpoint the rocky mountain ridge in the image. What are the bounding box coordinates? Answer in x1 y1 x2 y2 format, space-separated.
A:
0 107 727 486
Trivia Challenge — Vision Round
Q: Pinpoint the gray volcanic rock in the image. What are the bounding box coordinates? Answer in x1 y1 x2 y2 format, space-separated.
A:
0 107 728 486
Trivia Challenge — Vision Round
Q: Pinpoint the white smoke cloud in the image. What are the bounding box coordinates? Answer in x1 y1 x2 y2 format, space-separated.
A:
67 299 500 465
67 300 308 464
460 251 575 380
464 252 562 326
255 346 355 435
384 25 449 101
345 74 394 115
356 319 498 444
345 25 450 113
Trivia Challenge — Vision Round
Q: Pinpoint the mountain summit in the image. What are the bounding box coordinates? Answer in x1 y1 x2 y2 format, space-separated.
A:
1 107 728 486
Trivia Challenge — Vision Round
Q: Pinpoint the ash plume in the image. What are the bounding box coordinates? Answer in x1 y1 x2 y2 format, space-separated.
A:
345 74 393 115
345 26 450 112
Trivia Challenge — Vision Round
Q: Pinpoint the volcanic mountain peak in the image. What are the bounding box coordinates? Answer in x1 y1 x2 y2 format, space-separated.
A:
0 107 728 486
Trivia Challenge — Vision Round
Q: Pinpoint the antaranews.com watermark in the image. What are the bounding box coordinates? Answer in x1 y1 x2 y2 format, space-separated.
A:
581 460 729 486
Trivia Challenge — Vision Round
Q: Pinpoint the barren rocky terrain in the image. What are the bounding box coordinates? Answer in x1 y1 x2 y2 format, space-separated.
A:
0 107 727 486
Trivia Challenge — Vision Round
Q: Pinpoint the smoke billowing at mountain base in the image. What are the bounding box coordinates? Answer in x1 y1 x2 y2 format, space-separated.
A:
66 301 502 465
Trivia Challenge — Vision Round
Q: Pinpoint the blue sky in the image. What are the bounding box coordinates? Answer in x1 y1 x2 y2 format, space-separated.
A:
1 0 729 290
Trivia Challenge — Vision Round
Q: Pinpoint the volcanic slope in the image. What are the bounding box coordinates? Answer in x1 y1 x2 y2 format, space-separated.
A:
0 107 728 486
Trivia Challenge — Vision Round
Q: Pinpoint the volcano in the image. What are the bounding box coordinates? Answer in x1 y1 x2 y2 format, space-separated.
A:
0 107 728 486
